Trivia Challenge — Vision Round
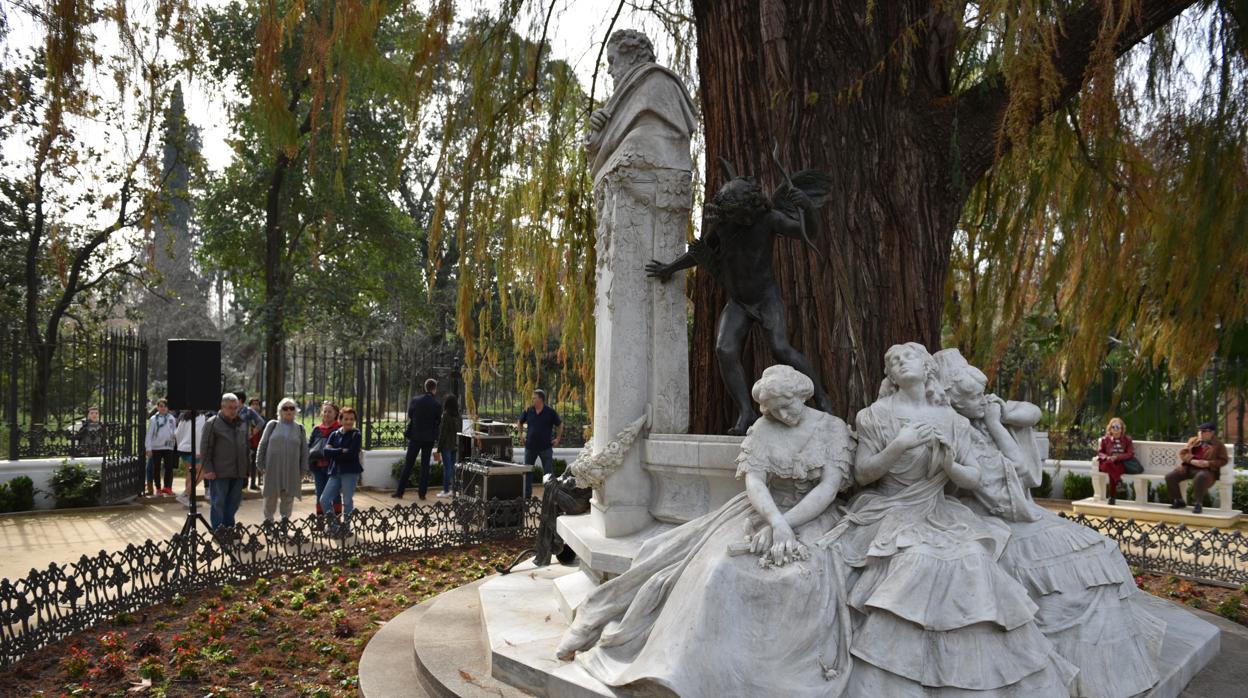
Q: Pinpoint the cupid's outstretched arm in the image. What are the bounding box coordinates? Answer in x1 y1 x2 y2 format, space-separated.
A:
645 249 698 282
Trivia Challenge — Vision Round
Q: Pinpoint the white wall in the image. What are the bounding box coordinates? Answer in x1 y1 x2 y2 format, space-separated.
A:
0 457 102 510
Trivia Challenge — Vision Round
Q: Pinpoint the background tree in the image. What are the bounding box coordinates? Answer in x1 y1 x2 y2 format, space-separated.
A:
684 0 1246 432
0 0 193 428
197 0 454 411
137 81 215 380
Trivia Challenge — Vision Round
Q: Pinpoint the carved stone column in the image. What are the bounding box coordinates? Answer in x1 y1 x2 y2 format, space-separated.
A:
590 166 690 537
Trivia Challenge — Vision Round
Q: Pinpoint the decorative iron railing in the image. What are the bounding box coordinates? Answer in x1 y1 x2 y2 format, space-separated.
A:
1061 513 1248 587
0 498 540 667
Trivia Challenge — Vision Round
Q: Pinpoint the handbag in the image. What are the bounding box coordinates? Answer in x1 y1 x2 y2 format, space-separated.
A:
1122 456 1144 475
309 430 328 463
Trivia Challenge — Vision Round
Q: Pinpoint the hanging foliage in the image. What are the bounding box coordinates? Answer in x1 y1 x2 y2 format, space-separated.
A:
947 2 1248 415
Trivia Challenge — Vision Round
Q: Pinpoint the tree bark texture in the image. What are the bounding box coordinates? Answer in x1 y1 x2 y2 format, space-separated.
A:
688 0 1196 433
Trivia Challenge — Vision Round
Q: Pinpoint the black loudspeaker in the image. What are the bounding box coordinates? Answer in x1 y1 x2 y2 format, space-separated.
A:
167 339 222 411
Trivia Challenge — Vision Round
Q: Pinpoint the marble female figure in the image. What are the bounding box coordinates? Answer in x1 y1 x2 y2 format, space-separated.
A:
934 348 1165 698
819 342 1076 696
555 365 854 697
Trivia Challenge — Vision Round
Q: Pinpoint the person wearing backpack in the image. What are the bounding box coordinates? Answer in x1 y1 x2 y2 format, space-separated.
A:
257 397 309 524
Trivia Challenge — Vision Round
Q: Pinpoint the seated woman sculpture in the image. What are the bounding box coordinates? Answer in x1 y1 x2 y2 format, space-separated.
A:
934 348 1164 698
555 364 854 696
818 342 1076 696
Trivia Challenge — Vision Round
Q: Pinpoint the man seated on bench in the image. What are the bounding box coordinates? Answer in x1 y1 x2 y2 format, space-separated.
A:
1166 422 1228 514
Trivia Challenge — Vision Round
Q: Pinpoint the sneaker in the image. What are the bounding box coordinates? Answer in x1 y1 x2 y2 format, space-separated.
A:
435 491 452 498
390 493 402 499
1107 496 1115 505
176 492 190 507
161 487 174 496
1170 500 1186 509
1193 504 1203 514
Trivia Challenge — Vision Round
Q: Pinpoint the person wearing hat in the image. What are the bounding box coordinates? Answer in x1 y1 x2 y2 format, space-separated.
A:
1165 422 1229 514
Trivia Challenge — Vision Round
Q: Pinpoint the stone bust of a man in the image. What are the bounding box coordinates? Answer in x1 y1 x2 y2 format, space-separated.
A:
586 29 696 183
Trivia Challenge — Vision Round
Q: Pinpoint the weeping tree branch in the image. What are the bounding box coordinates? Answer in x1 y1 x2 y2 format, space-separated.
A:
955 0 1199 186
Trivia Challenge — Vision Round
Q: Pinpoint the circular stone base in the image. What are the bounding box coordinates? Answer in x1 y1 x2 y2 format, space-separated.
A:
363 562 1240 698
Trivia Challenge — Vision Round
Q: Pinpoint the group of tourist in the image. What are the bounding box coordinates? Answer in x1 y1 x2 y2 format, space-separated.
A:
135 377 554 533
1094 418 1228 512
142 394 263 500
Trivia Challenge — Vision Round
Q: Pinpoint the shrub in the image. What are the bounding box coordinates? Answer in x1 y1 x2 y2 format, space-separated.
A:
1215 596 1242 621
49 461 101 508
0 476 37 513
1029 470 1053 499
391 458 444 485
1232 477 1248 513
1062 473 1094 501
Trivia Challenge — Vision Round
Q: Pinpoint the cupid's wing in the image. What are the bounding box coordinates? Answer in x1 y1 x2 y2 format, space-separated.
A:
770 169 834 215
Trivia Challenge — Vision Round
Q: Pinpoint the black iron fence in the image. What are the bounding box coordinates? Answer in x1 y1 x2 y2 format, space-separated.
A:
235 343 589 450
0 497 540 667
1062 513 1248 587
1 331 149 464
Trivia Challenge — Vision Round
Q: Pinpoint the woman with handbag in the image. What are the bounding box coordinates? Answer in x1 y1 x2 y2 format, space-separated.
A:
257 397 309 524
308 402 342 517
1097 417 1141 505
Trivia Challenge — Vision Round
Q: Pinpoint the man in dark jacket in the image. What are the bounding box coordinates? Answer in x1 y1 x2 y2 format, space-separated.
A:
394 378 441 500
200 393 251 530
1166 421 1230 514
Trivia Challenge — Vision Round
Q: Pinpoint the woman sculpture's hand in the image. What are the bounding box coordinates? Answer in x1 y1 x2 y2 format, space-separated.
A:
895 423 934 450
749 525 773 555
766 522 808 567
983 398 1004 424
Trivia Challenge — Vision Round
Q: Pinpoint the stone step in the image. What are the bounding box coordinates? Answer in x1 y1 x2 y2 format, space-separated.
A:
1072 498 1242 527
410 578 533 698
552 569 597 623
477 563 616 697
359 600 431 698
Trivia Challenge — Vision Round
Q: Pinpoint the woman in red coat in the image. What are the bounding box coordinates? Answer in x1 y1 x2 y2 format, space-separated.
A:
1096 417 1137 504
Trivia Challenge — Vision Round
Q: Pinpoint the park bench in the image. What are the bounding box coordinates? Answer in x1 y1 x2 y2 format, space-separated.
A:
1078 440 1238 524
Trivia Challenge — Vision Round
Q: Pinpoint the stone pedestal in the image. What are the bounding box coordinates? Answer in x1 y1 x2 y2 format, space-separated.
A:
589 169 691 538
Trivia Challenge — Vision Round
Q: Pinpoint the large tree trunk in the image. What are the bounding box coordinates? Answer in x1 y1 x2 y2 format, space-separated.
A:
689 1 963 431
688 0 1195 433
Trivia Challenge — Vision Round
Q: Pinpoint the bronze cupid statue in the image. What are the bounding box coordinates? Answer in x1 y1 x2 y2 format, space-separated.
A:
646 158 833 434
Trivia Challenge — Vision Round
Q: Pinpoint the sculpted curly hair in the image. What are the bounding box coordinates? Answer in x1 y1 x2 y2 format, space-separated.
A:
752 364 814 415
705 178 770 227
608 29 656 65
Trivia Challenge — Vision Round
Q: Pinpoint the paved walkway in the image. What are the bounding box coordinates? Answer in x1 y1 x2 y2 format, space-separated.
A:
0 485 466 583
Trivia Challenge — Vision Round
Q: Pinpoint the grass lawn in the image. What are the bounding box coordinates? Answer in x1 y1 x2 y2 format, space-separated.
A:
0 541 527 697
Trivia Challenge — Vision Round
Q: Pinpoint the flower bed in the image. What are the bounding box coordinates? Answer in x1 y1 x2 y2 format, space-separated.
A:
0 541 526 697
1134 568 1248 626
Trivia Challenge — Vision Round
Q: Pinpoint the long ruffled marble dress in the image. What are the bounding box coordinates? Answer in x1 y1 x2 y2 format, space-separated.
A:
958 419 1165 698
819 394 1077 697
555 410 854 697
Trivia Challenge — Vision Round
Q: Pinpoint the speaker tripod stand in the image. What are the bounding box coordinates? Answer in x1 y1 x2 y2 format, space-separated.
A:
177 410 240 565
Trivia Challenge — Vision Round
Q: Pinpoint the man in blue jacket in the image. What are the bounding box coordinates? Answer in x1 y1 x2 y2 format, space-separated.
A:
394 378 441 500
519 389 563 498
